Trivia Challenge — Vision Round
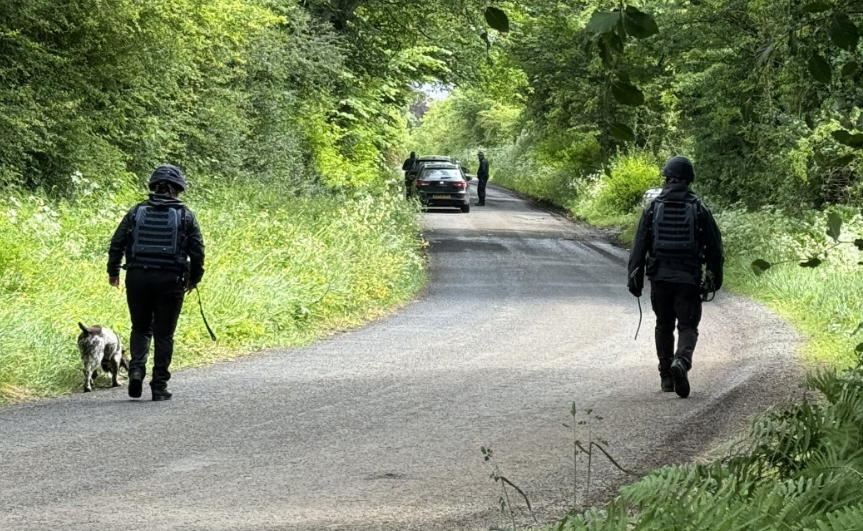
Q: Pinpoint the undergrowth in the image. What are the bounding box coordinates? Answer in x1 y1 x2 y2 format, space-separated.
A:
551 358 863 530
0 174 425 402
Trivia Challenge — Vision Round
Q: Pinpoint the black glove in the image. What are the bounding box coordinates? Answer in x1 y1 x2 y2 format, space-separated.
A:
628 268 644 298
700 270 716 302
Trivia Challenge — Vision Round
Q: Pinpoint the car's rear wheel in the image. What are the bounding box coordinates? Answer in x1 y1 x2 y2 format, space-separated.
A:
460 203 470 213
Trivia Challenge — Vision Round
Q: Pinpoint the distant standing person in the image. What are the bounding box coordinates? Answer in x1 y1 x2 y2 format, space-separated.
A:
402 151 417 199
476 152 490 206
108 164 205 401
626 156 724 398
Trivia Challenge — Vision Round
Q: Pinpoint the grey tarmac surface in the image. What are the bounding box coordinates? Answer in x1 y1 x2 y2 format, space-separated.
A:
0 183 800 531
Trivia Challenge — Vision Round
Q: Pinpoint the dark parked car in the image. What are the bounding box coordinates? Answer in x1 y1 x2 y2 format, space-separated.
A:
406 155 470 181
415 163 472 213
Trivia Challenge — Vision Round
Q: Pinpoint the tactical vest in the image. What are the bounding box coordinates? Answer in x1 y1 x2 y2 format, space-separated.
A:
651 198 701 264
128 205 187 270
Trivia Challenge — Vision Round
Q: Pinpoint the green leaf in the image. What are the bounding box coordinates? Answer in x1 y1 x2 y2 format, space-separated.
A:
597 40 614 68
609 122 635 142
808 54 832 84
831 13 859 51
616 17 627 44
755 41 775 69
587 11 621 34
742 99 754 122
832 130 863 148
842 61 859 77
484 7 510 33
802 1 831 13
622 6 659 39
603 31 624 54
800 257 823 268
827 212 842 241
836 154 855 166
854 239 863 250
751 259 772 275
611 79 645 106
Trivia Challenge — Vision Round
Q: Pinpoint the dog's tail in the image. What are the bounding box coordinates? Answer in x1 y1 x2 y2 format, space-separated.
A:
78 322 88 333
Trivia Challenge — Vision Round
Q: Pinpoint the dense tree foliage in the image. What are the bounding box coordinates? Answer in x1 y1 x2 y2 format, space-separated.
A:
0 0 503 192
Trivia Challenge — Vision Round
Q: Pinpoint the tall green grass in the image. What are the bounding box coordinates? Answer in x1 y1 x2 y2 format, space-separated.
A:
717 206 863 368
0 175 425 402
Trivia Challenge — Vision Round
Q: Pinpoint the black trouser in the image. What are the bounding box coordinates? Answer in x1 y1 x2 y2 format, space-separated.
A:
125 268 185 390
477 177 488 204
404 178 414 199
650 281 702 374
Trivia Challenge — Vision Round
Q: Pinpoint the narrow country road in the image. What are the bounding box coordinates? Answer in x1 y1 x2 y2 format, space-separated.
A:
0 184 800 531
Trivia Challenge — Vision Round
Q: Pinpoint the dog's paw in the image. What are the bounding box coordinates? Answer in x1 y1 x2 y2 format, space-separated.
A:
112 382 121 388
83 387 92 393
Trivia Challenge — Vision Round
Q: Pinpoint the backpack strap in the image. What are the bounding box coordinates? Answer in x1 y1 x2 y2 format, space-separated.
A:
126 204 142 236
179 208 189 256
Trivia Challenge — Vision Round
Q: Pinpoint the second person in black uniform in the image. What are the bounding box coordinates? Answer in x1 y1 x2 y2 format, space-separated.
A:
476 152 490 206
108 164 205 401
402 151 417 199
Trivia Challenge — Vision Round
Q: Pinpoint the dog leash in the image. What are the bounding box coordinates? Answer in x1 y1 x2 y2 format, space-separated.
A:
629 267 643 341
195 287 217 341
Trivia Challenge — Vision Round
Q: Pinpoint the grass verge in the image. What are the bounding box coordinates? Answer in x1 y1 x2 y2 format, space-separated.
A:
0 175 426 403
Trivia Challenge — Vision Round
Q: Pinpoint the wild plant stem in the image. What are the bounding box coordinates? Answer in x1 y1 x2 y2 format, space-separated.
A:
586 416 593 503
492 456 517 531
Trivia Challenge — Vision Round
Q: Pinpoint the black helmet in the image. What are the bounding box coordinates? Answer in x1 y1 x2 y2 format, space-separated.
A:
662 156 695 184
148 164 187 191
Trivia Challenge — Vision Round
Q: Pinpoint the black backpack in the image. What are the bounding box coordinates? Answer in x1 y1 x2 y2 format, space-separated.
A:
128 205 188 270
651 197 702 261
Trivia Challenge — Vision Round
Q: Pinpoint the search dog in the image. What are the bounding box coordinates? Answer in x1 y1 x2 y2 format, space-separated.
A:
77 322 129 392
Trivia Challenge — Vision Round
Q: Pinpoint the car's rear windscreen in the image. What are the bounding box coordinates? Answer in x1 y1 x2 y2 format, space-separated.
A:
421 169 462 180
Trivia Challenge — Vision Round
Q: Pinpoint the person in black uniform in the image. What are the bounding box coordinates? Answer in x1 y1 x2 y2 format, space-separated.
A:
108 164 205 401
402 151 417 199
476 152 490 206
627 156 724 398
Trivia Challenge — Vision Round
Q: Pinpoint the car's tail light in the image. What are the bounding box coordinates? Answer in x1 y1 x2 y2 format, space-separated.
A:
415 179 429 186
452 181 466 189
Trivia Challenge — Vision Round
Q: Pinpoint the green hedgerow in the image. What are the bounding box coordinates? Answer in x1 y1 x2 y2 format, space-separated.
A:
590 151 663 217
0 174 425 403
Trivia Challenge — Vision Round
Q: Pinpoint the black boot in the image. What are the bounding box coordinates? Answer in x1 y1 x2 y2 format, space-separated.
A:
661 374 675 392
151 388 172 402
128 372 143 398
671 358 690 398
658 360 674 392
